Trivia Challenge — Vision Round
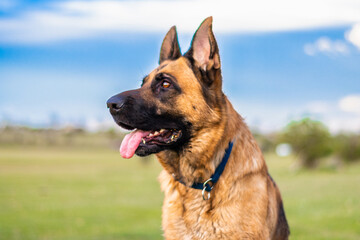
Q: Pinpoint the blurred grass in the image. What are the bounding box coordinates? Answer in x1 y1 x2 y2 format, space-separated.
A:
0 146 163 240
267 154 360 240
0 146 360 240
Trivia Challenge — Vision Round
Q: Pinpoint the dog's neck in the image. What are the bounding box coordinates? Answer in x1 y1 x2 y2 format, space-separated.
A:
156 97 266 187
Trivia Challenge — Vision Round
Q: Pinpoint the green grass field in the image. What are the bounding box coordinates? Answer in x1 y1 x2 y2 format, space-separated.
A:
1 146 359 240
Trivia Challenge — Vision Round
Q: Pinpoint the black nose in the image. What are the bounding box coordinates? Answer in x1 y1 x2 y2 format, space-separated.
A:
107 94 126 112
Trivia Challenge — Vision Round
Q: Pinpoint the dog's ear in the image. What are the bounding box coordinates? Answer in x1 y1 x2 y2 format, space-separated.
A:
187 16 220 71
159 26 181 64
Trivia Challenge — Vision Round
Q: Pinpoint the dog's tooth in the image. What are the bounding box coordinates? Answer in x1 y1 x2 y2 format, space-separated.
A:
160 129 166 133
142 138 146 144
154 131 160 136
149 133 154 137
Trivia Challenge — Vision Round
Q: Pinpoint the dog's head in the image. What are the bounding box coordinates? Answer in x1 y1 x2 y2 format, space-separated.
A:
107 17 225 158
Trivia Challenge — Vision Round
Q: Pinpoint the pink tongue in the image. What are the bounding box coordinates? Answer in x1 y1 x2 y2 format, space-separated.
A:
119 130 150 159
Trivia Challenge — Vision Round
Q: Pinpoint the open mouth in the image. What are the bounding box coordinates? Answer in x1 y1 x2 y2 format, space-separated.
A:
120 128 182 158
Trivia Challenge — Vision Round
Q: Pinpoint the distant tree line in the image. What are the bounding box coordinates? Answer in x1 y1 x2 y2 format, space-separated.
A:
254 118 360 168
1 118 360 168
0 125 125 150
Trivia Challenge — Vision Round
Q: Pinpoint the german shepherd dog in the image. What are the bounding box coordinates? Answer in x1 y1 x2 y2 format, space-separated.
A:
107 17 290 240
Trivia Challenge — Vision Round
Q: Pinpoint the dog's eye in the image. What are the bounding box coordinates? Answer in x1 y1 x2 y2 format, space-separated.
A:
161 81 171 88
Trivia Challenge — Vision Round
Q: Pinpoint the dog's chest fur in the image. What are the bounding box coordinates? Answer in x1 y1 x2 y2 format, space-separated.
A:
158 168 271 240
159 170 237 240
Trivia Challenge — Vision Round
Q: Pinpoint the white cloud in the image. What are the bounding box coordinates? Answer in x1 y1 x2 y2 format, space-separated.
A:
346 23 360 49
304 37 349 56
306 101 332 114
306 96 360 133
1 0 360 44
326 116 360 133
233 96 360 134
303 97 360 133
339 94 360 114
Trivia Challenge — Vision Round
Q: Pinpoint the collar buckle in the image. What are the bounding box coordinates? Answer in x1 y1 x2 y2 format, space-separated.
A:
202 178 213 200
177 141 234 201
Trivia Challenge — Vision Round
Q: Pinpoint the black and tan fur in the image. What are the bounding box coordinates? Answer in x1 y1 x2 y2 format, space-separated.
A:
107 17 290 240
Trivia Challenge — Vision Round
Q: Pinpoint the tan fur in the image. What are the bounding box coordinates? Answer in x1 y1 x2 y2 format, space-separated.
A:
146 56 289 239
135 17 289 239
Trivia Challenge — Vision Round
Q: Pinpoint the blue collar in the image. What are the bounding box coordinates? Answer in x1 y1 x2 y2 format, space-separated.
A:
179 141 234 199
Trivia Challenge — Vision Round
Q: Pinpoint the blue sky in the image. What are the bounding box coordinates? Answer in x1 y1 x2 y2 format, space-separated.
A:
1 0 360 132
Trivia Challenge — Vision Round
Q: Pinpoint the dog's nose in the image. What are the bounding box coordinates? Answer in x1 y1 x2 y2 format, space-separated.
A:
107 94 126 112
